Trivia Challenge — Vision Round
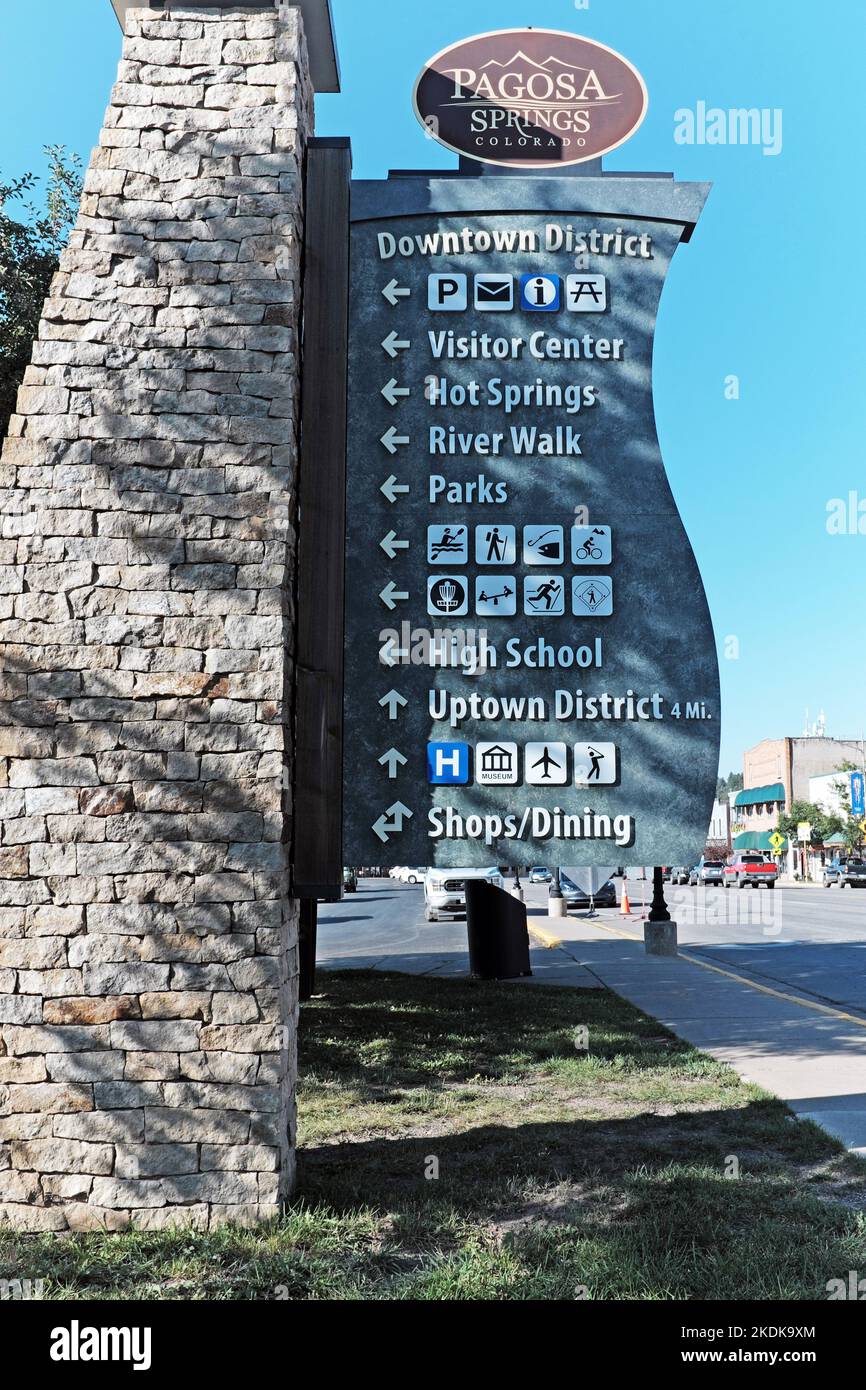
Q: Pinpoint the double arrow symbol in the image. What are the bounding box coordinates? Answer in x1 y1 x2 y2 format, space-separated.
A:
372 801 413 844
378 747 407 779
382 280 411 306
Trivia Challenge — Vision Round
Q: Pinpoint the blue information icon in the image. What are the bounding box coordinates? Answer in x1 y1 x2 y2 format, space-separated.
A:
523 525 564 565
427 742 470 785
475 576 517 617
519 273 561 312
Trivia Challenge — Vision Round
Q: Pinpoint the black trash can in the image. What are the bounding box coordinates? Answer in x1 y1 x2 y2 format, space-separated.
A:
465 880 532 980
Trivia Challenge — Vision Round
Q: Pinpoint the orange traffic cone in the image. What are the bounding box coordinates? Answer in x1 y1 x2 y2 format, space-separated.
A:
620 885 631 915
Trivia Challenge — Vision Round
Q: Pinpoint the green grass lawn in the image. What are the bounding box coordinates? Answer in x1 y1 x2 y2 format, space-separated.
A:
2 968 865 1299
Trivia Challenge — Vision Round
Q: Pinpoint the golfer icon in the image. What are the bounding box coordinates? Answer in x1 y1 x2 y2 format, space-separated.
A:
527 578 563 612
586 746 603 781
484 527 507 563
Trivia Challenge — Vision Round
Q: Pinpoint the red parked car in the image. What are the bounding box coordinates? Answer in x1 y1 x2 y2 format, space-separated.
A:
723 853 778 889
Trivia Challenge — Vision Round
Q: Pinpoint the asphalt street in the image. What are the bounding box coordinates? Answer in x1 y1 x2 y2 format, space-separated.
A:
316 876 866 1153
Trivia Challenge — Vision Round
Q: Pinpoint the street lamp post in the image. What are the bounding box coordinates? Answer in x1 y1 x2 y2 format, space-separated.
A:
548 865 567 919
644 866 677 956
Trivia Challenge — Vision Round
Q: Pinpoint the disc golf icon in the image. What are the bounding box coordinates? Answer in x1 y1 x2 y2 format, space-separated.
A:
428 574 468 617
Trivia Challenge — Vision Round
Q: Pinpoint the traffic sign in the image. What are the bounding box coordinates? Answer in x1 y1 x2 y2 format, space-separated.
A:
769 831 785 852
341 172 718 867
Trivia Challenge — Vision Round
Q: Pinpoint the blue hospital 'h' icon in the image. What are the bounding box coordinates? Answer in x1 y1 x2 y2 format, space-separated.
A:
427 742 469 784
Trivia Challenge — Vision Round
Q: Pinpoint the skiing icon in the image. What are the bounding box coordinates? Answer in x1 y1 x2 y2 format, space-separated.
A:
524 576 565 616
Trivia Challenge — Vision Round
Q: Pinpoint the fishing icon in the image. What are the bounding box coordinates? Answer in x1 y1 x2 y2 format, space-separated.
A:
523 525 564 565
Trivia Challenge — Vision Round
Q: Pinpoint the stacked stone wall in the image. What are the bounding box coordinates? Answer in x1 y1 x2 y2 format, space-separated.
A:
0 4 312 1231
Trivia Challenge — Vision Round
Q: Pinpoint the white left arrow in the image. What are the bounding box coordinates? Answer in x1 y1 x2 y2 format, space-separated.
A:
379 581 409 611
382 279 411 306
380 426 410 454
380 530 409 559
378 747 407 779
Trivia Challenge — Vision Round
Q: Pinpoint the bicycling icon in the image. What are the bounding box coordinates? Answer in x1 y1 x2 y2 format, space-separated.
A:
572 525 612 565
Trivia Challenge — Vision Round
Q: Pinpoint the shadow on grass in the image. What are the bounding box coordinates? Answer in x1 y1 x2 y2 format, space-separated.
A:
2 968 865 1300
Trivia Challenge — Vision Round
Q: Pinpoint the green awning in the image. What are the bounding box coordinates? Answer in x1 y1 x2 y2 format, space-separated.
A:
733 830 789 852
824 832 847 845
734 783 785 807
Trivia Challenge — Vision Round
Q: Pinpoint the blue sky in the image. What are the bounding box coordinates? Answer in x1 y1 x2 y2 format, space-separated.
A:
2 0 864 774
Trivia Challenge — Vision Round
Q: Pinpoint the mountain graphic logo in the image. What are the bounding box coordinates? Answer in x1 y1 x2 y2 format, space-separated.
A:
414 29 648 170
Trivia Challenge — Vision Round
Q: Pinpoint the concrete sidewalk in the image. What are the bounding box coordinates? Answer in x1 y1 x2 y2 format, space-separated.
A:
530 909 866 1156
316 882 866 1157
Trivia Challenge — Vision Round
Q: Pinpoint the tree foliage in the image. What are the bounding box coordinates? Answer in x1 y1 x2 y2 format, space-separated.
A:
777 799 843 847
715 770 744 799
0 146 82 437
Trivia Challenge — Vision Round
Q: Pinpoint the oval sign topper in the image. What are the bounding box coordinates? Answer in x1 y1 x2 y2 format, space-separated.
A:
414 28 648 169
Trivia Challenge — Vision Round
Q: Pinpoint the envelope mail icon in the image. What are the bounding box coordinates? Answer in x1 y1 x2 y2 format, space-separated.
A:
474 274 514 311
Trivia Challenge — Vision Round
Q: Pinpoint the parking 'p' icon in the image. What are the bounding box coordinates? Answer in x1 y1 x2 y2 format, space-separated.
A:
428 273 468 311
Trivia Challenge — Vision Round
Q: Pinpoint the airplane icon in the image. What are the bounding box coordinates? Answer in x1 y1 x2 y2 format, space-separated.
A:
525 742 568 785
532 748 561 779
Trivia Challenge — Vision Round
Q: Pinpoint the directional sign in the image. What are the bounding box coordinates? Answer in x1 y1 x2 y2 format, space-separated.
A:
379 475 408 503
382 279 410 305
381 378 410 405
342 175 718 867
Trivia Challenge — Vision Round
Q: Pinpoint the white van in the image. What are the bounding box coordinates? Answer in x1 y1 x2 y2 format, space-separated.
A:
424 866 504 921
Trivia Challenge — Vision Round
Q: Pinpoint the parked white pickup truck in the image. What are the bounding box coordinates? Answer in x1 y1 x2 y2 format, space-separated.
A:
424 866 504 921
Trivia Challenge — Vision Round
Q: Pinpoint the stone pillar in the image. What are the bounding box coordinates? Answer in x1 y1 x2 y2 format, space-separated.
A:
0 4 312 1231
